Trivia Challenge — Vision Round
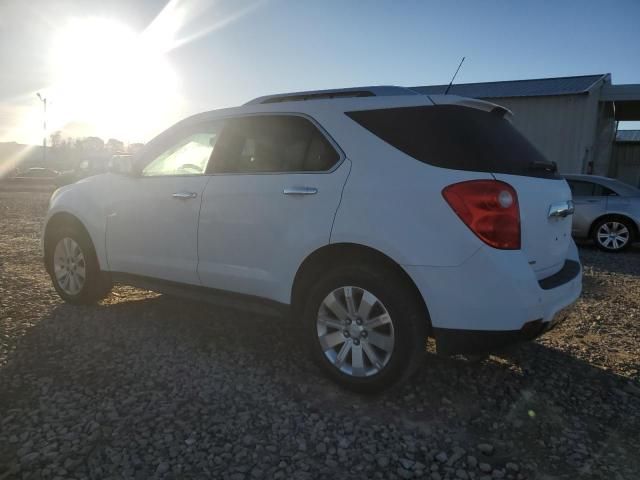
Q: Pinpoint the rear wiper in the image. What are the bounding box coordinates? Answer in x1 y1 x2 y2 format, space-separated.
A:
529 161 557 173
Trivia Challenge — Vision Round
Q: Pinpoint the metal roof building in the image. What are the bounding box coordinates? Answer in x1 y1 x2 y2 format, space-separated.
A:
616 130 640 143
611 130 640 187
411 74 640 182
412 74 606 99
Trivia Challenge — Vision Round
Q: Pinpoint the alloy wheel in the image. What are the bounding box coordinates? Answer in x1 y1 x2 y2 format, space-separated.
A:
597 221 630 250
316 286 395 377
53 237 86 295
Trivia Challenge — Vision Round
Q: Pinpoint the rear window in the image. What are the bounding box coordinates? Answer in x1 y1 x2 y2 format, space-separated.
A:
346 105 560 179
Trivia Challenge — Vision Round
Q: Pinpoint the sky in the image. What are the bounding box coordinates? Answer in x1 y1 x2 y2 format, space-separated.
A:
1 0 639 146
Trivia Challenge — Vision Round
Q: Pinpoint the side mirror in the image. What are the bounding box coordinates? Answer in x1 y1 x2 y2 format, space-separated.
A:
107 155 137 176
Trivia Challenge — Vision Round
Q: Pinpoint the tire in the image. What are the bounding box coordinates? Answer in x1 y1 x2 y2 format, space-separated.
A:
46 225 112 304
302 263 428 393
592 217 634 252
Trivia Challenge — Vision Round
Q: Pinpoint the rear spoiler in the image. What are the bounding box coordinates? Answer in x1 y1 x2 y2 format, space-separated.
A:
427 94 514 122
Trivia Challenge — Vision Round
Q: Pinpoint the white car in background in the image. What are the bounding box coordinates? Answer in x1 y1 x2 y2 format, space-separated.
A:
43 86 582 392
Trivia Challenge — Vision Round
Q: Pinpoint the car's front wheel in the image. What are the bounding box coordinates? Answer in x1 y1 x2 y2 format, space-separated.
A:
46 225 111 304
592 217 634 252
302 263 428 393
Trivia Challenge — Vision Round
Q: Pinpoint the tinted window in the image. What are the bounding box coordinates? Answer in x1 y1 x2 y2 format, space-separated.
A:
567 181 595 196
594 184 617 196
209 115 339 174
346 105 560 179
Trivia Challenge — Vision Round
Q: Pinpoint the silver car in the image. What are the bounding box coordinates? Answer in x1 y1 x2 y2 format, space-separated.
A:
564 174 640 252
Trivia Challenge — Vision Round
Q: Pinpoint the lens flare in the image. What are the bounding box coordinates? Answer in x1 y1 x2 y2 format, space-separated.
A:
48 17 182 142
3 0 266 146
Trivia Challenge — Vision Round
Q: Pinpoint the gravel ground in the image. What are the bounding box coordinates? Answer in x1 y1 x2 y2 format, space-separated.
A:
1 191 639 480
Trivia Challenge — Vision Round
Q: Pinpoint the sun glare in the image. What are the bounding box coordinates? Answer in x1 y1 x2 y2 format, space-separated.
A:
1 0 265 147
48 17 182 142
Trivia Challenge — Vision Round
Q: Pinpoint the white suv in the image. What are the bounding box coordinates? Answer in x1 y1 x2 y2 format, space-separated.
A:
43 86 582 392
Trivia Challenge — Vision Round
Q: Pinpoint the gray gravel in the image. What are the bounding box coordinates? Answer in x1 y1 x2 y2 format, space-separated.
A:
1 191 639 480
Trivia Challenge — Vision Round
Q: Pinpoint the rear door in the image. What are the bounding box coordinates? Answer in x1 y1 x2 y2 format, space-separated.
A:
566 180 606 237
346 102 574 278
197 114 350 303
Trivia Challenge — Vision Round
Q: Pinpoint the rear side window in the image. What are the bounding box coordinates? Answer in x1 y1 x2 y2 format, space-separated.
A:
209 115 339 174
346 105 560 179
594 185 617 196
567 181 617 197
567 181 595 196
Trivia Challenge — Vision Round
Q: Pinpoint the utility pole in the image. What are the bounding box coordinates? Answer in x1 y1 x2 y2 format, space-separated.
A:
36 93 47 164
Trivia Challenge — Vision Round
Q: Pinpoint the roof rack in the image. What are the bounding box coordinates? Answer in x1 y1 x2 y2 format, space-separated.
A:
244 86 419 105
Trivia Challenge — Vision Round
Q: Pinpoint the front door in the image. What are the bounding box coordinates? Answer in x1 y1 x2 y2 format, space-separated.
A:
105 123 222 284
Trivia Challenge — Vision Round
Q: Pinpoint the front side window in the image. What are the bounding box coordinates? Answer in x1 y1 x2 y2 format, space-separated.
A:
142 130 220 177
209 115 339 174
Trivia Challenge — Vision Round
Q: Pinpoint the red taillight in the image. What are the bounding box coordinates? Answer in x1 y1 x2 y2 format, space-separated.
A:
442 180 521 250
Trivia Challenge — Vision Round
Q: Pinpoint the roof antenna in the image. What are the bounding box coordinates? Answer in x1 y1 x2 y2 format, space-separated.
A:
444 56 465 95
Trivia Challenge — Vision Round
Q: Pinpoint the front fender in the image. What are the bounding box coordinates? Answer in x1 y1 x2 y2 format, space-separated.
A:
43 176 110 271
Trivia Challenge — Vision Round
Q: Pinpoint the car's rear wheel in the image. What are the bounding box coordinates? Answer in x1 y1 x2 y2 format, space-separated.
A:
302 263 427 393
592 217 634 252
47 225 111 304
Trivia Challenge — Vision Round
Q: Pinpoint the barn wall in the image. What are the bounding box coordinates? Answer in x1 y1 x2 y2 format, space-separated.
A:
591 102 617 176
611 143 640 187
483 94 604 174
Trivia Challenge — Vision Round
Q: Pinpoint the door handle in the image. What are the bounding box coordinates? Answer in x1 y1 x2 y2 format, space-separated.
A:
548 200 575 218
283 186 318 195
172 191 198 199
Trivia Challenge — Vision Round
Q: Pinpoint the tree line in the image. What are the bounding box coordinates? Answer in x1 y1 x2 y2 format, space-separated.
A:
48 131 144 155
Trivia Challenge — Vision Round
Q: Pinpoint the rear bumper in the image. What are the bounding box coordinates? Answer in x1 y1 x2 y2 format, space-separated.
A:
404 240 582 355
432 306 573 355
